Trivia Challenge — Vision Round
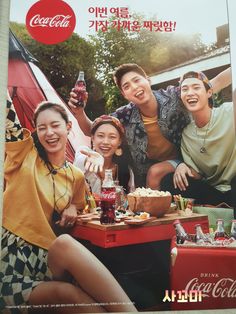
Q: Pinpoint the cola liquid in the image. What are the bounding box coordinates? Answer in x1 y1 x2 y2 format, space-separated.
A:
173 219 189 244
100 169 116 224
230 220 236 239
195 224 212 244
74 71 86 107
100 187 116 224
214 219 229 240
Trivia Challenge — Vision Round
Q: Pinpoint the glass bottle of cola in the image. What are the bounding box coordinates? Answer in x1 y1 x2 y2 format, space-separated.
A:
74 71 86 107
214 219 229 240
100 169 116 224
195 224 212 244
230 220 236 239
173 219 189 244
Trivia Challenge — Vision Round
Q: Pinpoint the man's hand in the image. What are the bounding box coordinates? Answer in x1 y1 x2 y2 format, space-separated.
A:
173 163 194 191
80 149 104 173
68 89 88 113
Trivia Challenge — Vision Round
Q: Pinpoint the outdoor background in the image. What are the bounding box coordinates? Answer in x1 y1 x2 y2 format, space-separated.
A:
9 0 229 118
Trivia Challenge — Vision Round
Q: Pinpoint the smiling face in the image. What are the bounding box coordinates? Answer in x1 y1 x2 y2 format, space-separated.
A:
120 71 153 108
36 108 71 159
180 77 213 113
91 123 121 160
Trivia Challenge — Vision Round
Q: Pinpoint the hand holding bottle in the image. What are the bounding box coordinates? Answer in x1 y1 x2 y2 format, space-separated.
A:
68 71 88 111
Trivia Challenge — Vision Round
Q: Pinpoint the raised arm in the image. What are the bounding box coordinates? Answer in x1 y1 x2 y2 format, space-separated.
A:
68 90 93 136
6 91 23 142
210 67 232 93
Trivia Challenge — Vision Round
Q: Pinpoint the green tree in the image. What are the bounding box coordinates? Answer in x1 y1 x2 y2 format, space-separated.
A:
89 14 208 112
10 22 104 119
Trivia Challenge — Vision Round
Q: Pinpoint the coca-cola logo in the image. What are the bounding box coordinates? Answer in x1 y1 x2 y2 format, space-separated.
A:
101 192 116 200
185 277 236 298
26 0 76 44
29 14 71 28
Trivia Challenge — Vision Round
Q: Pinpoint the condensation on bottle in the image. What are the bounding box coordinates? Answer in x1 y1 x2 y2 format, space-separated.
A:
100 169 116 224
195 224 211 244
230 219 236 239
173 219 189 244
214 219 229 240
74 71 86 107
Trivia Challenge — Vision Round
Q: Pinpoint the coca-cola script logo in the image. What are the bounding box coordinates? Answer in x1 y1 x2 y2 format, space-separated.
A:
26 0 76 44
185 277 236 298
101 192 116 200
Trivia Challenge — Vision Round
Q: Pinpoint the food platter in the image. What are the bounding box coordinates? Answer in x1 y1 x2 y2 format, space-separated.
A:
124 216 156 225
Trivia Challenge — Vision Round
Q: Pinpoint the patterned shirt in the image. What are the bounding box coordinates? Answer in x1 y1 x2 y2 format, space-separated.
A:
112 86 190 187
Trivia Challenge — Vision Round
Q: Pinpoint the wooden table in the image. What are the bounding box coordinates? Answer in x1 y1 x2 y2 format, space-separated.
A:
71 213 209 248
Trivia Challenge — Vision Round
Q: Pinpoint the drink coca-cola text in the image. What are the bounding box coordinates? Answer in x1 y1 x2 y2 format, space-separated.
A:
185 277 236 298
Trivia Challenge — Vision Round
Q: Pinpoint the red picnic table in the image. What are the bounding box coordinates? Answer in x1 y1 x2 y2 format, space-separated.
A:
70 212 209 311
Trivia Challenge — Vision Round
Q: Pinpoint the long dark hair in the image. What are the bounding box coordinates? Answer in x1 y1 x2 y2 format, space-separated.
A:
32 101 69 164
113 144 133 193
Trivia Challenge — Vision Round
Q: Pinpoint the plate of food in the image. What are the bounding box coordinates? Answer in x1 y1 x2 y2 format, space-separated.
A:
77 213 100 222
124 212 156 225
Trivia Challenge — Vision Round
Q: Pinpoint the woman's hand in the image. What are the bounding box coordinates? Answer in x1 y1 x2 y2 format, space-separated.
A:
80 149 104 173
58 204 78 228
173 163 194 191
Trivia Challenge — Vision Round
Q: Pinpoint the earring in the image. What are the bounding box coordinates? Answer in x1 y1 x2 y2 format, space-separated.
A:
115 147 123 156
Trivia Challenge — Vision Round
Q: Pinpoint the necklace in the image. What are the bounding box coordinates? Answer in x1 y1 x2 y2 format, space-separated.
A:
46 161 74 214
49 160 69 175
194 110 213 154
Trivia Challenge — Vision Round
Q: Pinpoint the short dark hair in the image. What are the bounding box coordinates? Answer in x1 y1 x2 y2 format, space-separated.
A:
113 63 147 90
180 71 213 106
34 101 69 126
180 71 212 91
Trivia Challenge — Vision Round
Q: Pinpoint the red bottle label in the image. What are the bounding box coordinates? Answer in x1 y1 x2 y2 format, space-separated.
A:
100 187 116 224
74 81 86 106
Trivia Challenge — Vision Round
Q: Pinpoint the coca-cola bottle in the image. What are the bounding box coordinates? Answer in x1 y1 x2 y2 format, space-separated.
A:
173 219 189 244
195 224 212 244
74 71 86 107
214 219 229 240
230 220 236 239
100 169 116 224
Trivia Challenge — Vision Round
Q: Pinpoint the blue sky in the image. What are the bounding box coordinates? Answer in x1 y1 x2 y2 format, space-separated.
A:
10 0 228 45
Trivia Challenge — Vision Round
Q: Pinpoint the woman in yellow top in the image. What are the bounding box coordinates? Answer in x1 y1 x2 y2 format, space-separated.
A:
0 94 137 313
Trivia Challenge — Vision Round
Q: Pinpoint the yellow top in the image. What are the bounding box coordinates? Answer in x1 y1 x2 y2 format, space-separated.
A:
142 114 177 161
3 129 86 250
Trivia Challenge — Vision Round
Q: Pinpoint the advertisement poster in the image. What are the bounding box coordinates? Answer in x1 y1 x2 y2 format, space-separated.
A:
1 0 235 313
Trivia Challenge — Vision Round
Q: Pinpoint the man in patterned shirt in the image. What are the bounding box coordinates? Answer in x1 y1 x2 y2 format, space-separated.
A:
68 64 231 188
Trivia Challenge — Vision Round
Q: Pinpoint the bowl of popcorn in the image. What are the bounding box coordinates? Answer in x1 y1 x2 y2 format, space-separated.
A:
127 188 172 218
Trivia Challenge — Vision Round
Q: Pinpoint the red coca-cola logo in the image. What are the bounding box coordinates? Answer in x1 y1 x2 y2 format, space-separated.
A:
101 192 116 200
185 277 236 298
26 0 76 45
